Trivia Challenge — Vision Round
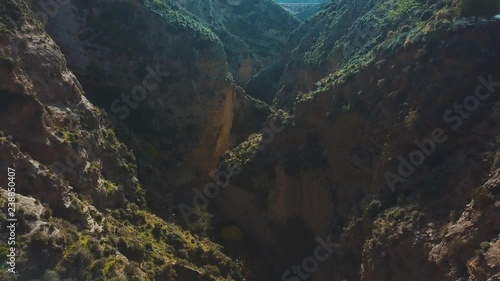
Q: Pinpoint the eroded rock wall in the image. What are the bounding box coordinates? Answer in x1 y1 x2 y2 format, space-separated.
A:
31 0 245 213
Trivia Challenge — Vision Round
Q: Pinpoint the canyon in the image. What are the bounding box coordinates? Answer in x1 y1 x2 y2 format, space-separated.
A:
0 0 499 281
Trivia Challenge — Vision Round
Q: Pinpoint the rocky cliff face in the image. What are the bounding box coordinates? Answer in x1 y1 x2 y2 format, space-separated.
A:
27 0 262 214
178 0 300 82
0 0 251 280
1 0 500 281
215 0 500 280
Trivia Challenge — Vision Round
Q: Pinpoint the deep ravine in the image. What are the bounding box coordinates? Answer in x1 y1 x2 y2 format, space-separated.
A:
1 0 500 281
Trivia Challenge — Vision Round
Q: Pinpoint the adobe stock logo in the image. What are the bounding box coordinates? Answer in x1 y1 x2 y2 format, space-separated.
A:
282 235 338 281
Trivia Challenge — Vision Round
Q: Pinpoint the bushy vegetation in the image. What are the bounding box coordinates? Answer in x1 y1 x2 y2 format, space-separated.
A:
385 0 422 24
363 199 383 219
219 133 263 172
186 207 215 237
55 129 80 145
146 0 220 45
74 0 220 57
283 0 478 108
101 179 119 195
12 206 243 280
472 186 494 210
368 205 426 246
0 0 29 35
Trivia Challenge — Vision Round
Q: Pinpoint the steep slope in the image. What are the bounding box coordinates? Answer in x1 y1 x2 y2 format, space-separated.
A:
211 0 500 280
247 0 443 106
27 0 273 215
0 0 247 280
178 0 300 82
294 2 328 21
2 0 500 281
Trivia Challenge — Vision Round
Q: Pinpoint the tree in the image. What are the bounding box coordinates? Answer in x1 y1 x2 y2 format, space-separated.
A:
459 0 500 20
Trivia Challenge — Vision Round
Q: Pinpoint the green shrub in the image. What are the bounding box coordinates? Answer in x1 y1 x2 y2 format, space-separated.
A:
363 200 383 219
480 241 490 251
117 237 146 261
55 129 79 145
62 247 94 279
0 52 15 71
0 0 30 35
157 264 177 280
102 179 119 195
472 186 494 210
187 207 214 237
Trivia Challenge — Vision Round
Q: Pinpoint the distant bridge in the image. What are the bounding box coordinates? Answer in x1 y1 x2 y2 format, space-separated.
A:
279 3 321 14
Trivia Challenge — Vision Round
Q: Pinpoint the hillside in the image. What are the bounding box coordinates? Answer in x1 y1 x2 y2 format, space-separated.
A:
179 0 300 82
1 0 500 281
295 2 328 21
219 0 500 280
0 0 252 280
